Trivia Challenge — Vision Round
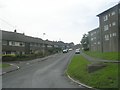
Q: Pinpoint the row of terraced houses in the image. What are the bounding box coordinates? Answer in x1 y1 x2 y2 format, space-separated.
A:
0 30 74 55
88 3 120 52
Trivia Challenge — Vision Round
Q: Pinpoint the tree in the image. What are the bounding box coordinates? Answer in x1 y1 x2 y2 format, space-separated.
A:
81 34 89 51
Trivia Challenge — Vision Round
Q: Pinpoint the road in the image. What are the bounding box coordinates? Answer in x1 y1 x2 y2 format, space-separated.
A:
2 51 83 88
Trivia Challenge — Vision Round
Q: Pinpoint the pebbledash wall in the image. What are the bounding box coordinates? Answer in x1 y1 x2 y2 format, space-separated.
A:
88 3 119 52
1 30 71 55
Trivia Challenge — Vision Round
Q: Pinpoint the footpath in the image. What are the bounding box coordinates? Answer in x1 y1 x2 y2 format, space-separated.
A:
81 52 120 63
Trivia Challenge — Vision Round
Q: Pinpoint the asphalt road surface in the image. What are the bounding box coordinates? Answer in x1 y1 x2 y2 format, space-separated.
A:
2 51 83 88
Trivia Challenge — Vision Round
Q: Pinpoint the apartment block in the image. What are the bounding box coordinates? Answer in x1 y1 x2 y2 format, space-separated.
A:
88 28 101 52
97 3 120 52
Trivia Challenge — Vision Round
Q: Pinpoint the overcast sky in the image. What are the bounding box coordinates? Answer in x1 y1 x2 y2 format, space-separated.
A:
0 0 119 44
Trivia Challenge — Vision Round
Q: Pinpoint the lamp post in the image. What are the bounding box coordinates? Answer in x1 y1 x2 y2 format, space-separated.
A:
43 33 45 56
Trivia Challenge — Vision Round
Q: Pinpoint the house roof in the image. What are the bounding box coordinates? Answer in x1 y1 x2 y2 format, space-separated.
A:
2 30 43 43
2 30 26 42
2 30 68 46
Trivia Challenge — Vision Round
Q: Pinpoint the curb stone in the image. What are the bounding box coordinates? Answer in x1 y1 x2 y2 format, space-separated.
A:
66 72 99 90
0 64 20 76
64 53 97 89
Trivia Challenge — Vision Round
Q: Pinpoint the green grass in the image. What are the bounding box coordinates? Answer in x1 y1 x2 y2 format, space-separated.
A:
84 51 119 60
67 55 119 89
0 63 11 68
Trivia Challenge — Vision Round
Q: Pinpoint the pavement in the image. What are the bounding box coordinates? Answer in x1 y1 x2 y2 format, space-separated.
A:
1 63 20 75
81 52 120 63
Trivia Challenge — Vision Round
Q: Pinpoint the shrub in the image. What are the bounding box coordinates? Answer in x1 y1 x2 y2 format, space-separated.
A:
2 55 16 61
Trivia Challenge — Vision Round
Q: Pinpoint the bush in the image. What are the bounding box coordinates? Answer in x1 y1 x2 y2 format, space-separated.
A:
2 55 16 61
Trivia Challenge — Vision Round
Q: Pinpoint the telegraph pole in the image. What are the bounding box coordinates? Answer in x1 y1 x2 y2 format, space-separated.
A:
43 33 46 56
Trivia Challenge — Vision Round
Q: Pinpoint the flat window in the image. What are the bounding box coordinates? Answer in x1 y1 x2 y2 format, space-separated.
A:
113 33 116 36
91 33 93 36
103 15 108 21
110 34 112 37
112 22 116 26
98 41 100 44
105 35 109 40
91 38 93 41
109 24 111 27
111 11 115 16
104 25 109 31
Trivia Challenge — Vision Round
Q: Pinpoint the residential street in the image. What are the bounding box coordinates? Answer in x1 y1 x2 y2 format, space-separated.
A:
2 51 82 88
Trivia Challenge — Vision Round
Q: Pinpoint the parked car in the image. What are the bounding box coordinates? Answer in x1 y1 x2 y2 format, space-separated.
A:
62 49 68 53
75 49 80 54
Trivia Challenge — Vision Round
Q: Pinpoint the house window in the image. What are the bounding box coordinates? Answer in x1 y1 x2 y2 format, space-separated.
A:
20 42 25 47
105 35 109 40
103 15 108 21
104 25 109 31
112 22 116 26
9 41 15 46
15 42 20 46
111 11 115 16
2 40 7 45
9 41 24 46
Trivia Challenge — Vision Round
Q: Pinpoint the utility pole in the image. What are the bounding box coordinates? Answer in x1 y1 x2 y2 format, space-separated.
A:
43 33 46 56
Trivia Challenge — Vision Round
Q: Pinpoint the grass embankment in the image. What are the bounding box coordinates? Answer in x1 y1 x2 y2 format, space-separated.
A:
0 63 11 68
66 55 119 89
84 51 119 60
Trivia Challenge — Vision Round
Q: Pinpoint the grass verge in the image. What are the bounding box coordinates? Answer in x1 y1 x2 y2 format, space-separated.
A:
66 55 119 89
83 51 119 60
0 63 11 68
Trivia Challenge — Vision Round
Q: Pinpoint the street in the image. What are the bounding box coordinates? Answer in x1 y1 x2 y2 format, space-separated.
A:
2 51 82 88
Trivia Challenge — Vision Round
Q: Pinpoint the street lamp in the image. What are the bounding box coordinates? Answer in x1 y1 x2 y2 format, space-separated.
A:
43 33 45 56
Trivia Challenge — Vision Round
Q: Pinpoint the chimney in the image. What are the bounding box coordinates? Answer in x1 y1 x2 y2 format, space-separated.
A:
14 29 17 33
